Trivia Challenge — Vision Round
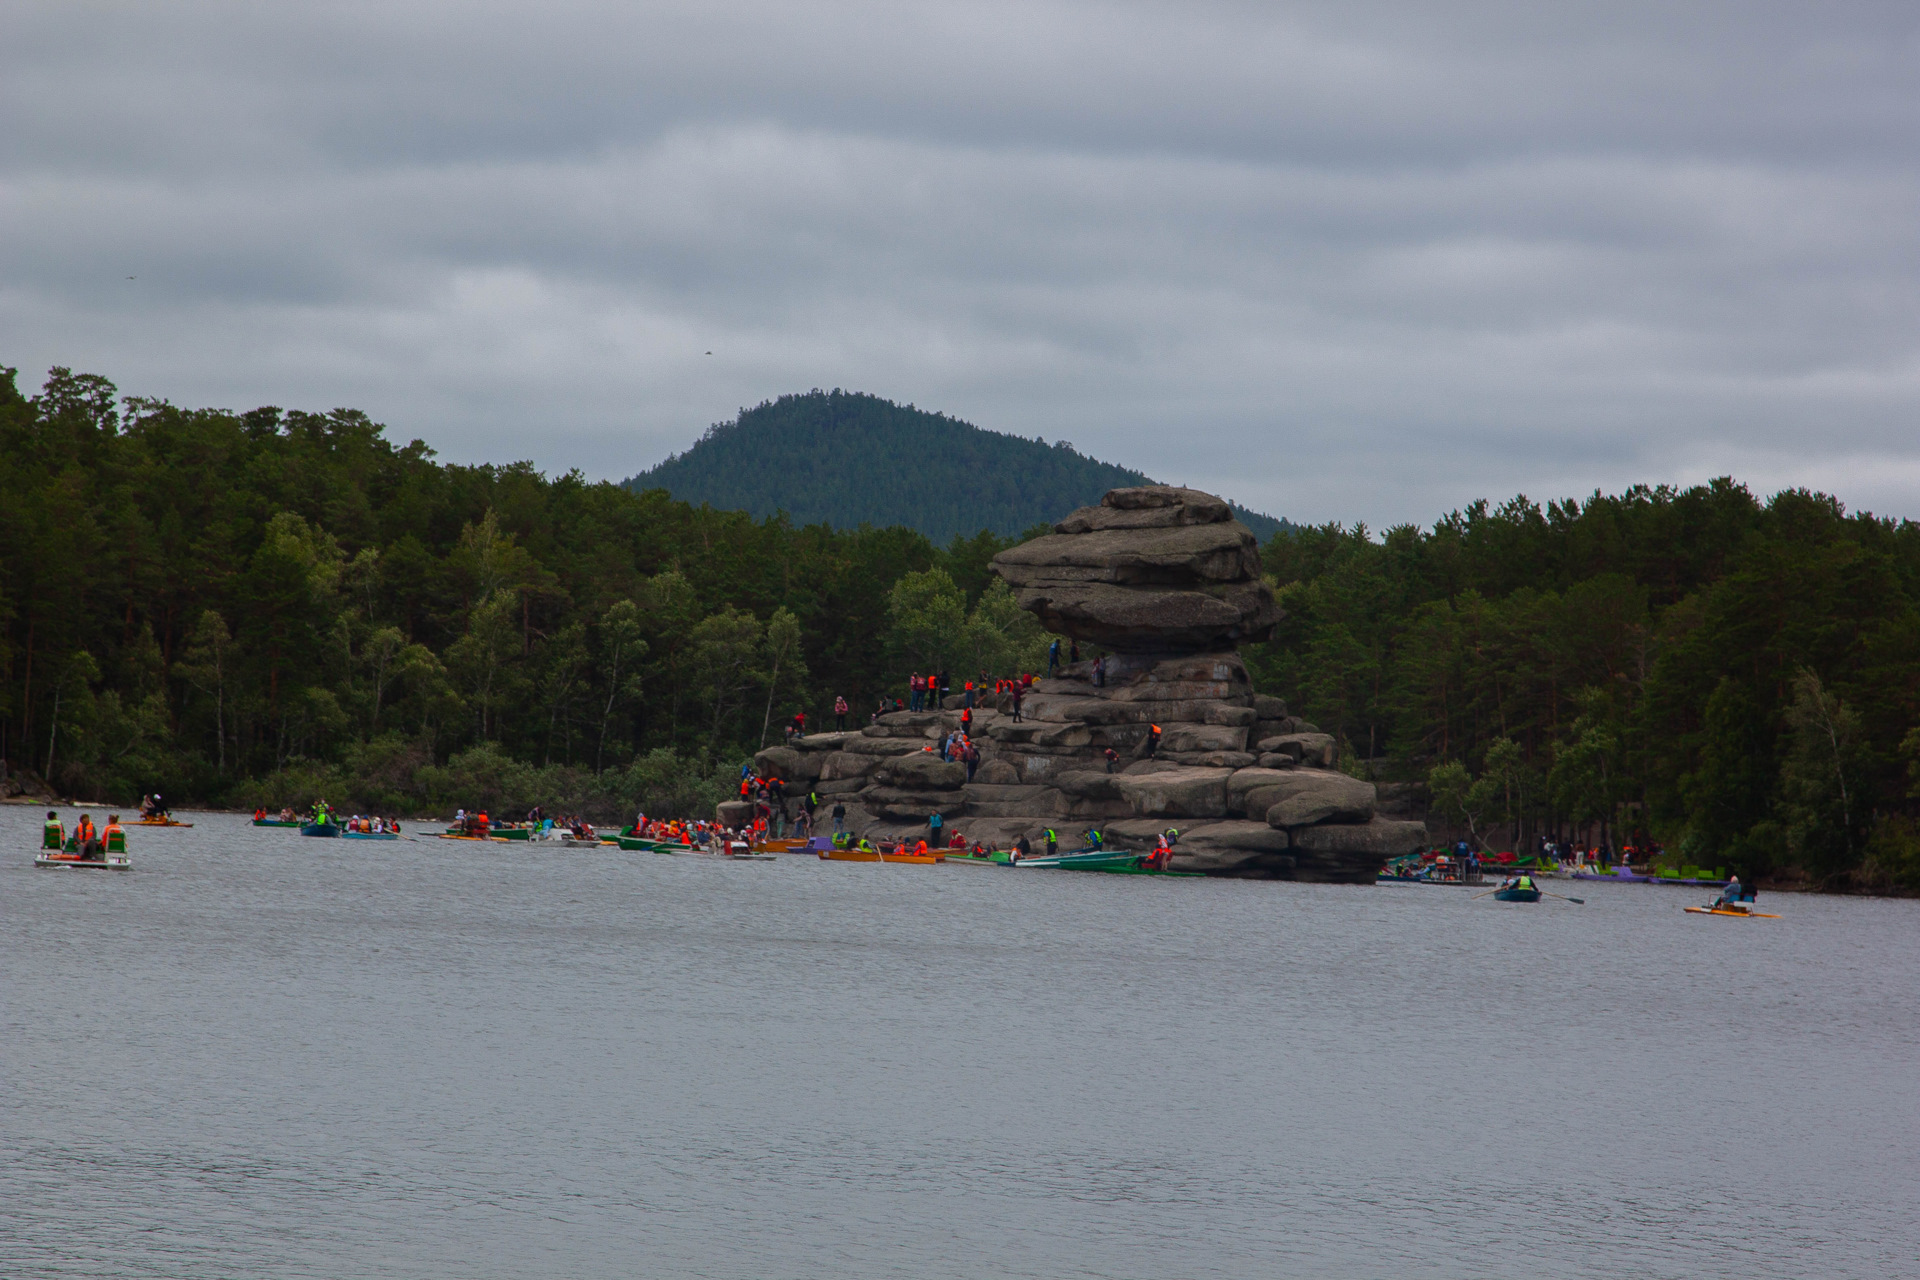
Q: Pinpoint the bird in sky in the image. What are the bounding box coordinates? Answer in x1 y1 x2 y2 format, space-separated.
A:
705 351 712 355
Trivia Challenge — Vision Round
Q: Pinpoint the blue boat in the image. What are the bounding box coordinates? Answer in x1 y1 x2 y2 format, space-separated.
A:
340 830 398 840
1493 884 1541 902
300 821 339 837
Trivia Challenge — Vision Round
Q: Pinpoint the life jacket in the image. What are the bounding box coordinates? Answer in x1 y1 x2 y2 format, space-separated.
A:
914 840 929 855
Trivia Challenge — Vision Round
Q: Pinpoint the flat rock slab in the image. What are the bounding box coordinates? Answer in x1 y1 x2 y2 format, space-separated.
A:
874 755 967 791
1113 766 1234 818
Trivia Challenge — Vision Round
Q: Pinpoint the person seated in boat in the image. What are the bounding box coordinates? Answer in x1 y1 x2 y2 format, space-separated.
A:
914 839 930 857
1510 873 1536 892
1713 875 1745 907
43 810 65 850
1012 833 1031 863
74 813 102 859
104 814 123 852
254 807 266 822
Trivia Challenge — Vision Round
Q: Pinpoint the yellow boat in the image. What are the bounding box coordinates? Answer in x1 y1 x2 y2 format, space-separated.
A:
818 847 943 864
1684 904 1781 919
134 816 193 827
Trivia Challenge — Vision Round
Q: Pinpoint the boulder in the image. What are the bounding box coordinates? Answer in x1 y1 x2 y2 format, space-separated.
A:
1169 821 1295 874
993 522 1259 588
1252 694 1289 720
1010 580 1279 653
990 486 1280 652
1288 817 1428 882
715 800 754 827
1256 770 1376 828
1114 766 1233 818
840 736 933 757
1225 767 1305 815
1053 486 1231 533
752 745 822 782
814 778 868 795
789 730 861 753
960 784 1065 817
1049 770 1123 800
1256 732 1337 768
873 754 967 790
1159 723 1248 754
975 759 1020 785
860 787 969 820
1256 753 1299 771
1205 704 1257 727
819 752 881 781
1161 751 1258 769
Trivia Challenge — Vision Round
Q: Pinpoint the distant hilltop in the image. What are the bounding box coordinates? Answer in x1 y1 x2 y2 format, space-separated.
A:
621 390 1289 544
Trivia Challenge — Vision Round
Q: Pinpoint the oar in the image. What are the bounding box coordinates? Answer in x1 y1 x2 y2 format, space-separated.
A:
1543 891 1585 905
1471 888 1499 899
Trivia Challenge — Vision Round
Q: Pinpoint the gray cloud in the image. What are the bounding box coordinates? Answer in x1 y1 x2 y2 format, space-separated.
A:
3 1 1917 525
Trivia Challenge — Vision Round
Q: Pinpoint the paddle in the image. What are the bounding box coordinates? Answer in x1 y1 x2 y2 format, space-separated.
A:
1543 891 1585 905
1471 888 1499 899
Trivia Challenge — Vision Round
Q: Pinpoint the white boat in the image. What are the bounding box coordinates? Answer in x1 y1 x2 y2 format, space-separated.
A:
35 853 131 871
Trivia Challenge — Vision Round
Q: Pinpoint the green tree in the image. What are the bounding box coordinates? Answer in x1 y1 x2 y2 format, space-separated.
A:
758 606 807 747
888 568 967 671
595 600 648 772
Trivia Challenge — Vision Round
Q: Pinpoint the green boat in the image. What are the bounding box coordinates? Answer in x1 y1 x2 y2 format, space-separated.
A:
616 836 657 851
252 818 301 827
1011 849 1143 871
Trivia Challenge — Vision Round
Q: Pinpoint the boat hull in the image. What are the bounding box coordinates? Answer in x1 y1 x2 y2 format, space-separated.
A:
1684 905 1780 918
135 818 192 827
340 831 399 840
35 854 131 870
1493 887 1542 902
818 849 942 863
252 819 301 827
300 823 339 837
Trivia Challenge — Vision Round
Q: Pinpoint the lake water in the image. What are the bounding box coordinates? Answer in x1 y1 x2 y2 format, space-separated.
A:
4 807 1916 1278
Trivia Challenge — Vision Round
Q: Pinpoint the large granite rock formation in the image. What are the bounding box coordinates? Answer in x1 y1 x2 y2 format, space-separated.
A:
735 485 1425 882
990 486 1281 652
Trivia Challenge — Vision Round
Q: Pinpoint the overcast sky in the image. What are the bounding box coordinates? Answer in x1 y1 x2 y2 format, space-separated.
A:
4 2 1917 527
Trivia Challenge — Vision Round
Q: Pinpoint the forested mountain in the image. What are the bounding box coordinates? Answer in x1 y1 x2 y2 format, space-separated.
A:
2 361 1916 893
623 390 1288 542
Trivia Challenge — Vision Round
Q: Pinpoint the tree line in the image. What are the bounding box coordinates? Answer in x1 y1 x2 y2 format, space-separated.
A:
6 362 1916 891
1242 483 1920 892
0 366 1043 820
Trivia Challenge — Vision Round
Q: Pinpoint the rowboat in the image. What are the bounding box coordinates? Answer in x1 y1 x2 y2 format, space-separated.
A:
135 817 192 828
1684 904 1780 918
1098 862 1203 877
1571 867 1656 883
300 821 339 837
340 830 400 840
35 852 131 870
252 818 301 827
818 848 943 864
1493 885 1541 902
1011 849 1142 872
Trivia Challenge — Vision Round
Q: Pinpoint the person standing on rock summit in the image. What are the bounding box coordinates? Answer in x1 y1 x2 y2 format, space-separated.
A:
1047 639 1061 677
834 694 848 731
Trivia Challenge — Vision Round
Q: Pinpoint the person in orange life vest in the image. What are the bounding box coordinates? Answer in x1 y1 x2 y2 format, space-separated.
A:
1146 725 1162 757
963 680 975 709
960 705 972 739
254 807 266 821
74 813 99 858
914 839 930 856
